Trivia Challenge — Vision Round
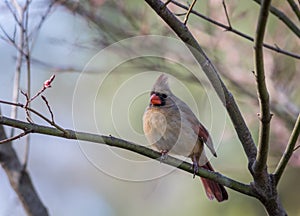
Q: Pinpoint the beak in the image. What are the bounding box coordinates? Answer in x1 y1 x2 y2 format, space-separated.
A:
150 94 162 105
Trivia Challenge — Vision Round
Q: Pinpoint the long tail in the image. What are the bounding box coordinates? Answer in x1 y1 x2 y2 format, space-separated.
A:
200 162 228 202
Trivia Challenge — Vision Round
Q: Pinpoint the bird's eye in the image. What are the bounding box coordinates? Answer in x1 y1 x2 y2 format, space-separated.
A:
161 93 167 98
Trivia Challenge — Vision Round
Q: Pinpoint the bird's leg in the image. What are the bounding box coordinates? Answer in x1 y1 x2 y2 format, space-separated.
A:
160 150 169 162
191 154 199 178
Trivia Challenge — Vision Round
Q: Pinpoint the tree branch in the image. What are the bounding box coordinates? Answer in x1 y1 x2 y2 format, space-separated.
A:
0 99 66 134
0 115 256 197
0 124 48 216
183 0 197 25
222 0 232 28
145 0 257 171
9 0 25 137
0 130 29 144
170 0 300 59
274 114 300 185
221 71 298 130
252 0 272 176
287 0 300 21
252 0 300 37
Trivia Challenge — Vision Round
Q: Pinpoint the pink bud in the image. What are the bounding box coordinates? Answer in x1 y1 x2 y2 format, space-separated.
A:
43 75 55 88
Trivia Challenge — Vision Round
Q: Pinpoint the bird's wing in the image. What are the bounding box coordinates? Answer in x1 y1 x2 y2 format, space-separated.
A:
177 97 217 157
197 123 217 157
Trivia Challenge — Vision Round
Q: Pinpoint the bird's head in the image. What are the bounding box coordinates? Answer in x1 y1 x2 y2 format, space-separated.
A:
149 74 174 107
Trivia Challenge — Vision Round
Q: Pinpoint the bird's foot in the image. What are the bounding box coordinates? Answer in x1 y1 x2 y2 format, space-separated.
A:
160 150 169 162
192 160 199 179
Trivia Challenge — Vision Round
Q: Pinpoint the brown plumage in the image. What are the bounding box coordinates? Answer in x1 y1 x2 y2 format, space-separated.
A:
143 74 228 202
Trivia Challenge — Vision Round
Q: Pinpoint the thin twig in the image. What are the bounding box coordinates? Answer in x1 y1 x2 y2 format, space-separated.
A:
163 0 172 8
221 71 298 130
252 0 300 37
28 0 56 46
5 1 22 27
294 145 300 151
222 0 232 29
0 24 15 44
9 0 25 137
19 74 56 123
0 130 29 144
23 0 32 171
40 95 66 133
252 0 272 177
41 96 54 122
0 25 28 56
183 0 197 25
274 114 300 185
170 0 300 59
0 99 66 134
20 90 33 123
29 75 55 102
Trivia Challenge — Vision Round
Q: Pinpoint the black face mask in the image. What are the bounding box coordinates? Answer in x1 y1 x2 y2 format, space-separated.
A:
150 91 167 106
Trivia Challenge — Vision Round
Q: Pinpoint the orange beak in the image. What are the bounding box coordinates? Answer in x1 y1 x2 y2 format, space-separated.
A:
150 94 162 105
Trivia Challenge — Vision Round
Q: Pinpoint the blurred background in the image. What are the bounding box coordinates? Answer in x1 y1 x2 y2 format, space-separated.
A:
0 0 299 215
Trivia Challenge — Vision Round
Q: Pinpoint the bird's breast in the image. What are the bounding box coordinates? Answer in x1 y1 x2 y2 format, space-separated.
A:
143 107 200 157
143 109 168 144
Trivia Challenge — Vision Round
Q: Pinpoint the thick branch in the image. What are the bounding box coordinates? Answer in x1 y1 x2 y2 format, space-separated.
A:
252 0 272 176
0 115 256 197
274 114 300 185
145 0 257 170
0 124 48 216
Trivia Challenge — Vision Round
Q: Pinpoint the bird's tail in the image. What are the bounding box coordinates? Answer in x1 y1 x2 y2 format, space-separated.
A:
200 161 228 202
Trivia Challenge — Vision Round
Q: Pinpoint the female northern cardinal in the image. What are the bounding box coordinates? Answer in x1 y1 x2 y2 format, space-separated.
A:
143 74 228 202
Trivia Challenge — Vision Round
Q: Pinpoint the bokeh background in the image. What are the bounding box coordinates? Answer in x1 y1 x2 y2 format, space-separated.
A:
0 0 299 215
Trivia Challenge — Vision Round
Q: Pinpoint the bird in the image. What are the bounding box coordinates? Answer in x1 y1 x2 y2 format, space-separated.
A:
143 74 228 202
